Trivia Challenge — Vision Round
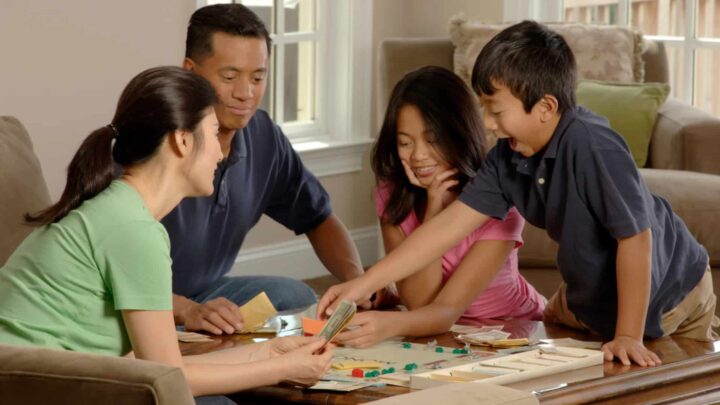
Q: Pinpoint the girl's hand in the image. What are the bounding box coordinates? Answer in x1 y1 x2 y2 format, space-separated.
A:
400 160 458 220
334 311 398 348
279 338 335 387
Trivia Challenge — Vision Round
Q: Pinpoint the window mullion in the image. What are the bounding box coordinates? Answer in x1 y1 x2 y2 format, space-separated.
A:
683 0 696 105
274 0 285 124
618 0 630 26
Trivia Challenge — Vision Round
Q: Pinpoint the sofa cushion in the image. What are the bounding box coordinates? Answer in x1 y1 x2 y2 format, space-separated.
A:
518 168 720 268
577 79 670 167
0 343 194 405
0 116 51 266
449 17 645 89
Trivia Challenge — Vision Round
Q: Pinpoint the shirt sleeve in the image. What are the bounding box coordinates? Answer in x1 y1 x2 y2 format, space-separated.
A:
373 183 391 219
473 207 525 248
575 128 651 239
265 124 332 235
458 144 513 220
95 221 173 311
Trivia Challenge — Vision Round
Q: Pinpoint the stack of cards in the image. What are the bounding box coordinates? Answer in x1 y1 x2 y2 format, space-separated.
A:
317 300 356 343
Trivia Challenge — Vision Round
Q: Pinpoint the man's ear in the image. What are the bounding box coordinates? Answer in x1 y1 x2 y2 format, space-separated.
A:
537 94 559 122
182 57 195 72
168 130 193 157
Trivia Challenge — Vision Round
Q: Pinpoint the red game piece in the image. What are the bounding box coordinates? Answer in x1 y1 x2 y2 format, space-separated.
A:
351 368 364 378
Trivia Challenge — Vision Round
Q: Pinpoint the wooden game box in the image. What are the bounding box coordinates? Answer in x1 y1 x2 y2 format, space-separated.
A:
409 346 603 390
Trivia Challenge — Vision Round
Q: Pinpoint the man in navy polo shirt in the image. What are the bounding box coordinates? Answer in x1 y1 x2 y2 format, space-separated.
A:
317 21 716 368
162 4 366 335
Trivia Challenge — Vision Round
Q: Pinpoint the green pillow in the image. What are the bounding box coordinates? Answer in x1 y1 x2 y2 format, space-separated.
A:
576 79 670 167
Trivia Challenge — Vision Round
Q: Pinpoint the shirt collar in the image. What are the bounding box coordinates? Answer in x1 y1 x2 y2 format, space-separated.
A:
226 127 248 165
540 107 577 161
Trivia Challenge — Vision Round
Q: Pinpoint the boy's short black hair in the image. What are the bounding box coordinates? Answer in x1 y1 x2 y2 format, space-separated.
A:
186 4 272 62
471 20 576 114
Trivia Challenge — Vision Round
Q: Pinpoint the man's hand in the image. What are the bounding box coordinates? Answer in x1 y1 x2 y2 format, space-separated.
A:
181 297 244 335
601 335 661 367
316 277 374 320
334 311 398 348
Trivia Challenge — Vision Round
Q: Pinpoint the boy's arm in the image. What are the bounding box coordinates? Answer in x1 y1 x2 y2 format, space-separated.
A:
317 200 489 318
602 228 662 367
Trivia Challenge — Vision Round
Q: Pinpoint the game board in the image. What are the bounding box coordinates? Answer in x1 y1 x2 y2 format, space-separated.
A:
326 340 500 387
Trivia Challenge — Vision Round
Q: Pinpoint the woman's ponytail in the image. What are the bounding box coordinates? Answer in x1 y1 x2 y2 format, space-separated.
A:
25 125 116 225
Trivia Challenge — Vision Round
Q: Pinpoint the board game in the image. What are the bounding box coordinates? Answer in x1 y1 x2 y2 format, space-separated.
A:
326 340 500 387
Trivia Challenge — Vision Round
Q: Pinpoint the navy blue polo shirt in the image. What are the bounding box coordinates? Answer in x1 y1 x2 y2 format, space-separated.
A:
162 110 332 297
459 107 708 339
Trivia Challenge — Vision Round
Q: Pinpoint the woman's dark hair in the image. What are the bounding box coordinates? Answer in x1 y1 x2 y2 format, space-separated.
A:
371 66 487 225
25 66 218 225
471 20 577 113
186 4 273 62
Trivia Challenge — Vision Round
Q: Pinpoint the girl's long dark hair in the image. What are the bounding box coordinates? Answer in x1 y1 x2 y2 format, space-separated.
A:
25 66 218 225
371 66 487 225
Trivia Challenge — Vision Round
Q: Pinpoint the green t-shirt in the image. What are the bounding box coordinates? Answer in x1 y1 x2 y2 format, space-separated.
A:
0 181 172 356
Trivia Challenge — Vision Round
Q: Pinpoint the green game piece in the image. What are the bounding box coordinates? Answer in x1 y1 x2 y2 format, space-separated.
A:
452 348 461 354
388 367 396 373
402 342 412 349
404 363 416 371
435 347 444 353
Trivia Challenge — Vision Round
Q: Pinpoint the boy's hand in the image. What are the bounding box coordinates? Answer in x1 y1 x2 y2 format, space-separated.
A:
601 335 661 367
316 277 374 319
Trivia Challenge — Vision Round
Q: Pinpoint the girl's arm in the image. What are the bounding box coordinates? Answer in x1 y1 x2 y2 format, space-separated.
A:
122 310 331 397
318 200 489 317
336 238 514 348
380 221 443 309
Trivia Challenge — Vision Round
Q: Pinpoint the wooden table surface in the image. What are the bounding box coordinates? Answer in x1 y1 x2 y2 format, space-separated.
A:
180 317 720 404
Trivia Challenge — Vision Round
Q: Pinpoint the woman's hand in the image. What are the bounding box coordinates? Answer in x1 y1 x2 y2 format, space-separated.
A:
334 311 399 348
278 338 335 387
266 336 323 359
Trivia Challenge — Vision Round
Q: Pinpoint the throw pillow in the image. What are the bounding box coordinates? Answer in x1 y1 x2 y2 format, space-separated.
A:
448 17 646 88
576 80 670 167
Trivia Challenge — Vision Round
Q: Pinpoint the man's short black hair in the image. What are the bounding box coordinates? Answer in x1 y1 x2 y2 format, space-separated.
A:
186 4 272 62
471 20 576 114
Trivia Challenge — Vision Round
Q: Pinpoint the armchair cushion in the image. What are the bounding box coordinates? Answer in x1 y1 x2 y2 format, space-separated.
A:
0 343 194 405
448 17 645 87
0 116 51 266
576 79 670 167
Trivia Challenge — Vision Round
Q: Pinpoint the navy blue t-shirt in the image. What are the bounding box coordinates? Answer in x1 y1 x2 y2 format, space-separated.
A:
162 110 332 297
459 107 708 339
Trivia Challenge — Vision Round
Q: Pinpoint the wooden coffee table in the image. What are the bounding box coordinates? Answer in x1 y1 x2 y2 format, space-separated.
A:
179 318 720 404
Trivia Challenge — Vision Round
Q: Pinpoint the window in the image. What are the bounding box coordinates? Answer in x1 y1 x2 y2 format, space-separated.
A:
563 0 720 116
200 0 373 176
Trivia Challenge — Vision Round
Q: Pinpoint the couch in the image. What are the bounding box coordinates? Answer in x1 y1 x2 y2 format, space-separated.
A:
378 23 720 311
0 116 194 405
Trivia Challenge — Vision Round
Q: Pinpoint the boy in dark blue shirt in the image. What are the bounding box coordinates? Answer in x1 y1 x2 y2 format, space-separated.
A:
318 21 716 367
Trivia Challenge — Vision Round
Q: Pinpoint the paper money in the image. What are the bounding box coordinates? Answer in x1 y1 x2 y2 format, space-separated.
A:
318 300 356 343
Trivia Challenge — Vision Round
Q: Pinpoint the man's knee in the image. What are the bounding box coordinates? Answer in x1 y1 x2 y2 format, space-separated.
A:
263 278 317 311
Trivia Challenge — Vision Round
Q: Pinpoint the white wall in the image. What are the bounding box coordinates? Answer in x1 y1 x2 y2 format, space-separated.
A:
0 0 196 198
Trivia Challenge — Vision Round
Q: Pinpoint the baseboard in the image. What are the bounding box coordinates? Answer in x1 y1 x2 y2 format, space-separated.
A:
228 226 379 280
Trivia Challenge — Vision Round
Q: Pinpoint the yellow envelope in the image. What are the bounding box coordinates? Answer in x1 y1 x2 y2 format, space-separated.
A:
237 292 278 333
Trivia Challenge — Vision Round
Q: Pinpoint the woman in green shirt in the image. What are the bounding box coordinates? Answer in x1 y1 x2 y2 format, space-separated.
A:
0 66 332 398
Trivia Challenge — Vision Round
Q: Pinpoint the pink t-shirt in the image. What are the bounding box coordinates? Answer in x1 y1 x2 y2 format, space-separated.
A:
374 184 545 321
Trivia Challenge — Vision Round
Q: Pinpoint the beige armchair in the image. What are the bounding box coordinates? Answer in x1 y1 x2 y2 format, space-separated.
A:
0 116 194 405
379 29 720 305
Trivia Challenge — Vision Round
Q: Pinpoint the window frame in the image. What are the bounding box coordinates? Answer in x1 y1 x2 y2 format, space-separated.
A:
510 0 719 112
196 0 373 176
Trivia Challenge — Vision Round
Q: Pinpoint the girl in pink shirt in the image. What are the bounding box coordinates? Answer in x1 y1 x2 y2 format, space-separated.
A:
335 67 544 348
